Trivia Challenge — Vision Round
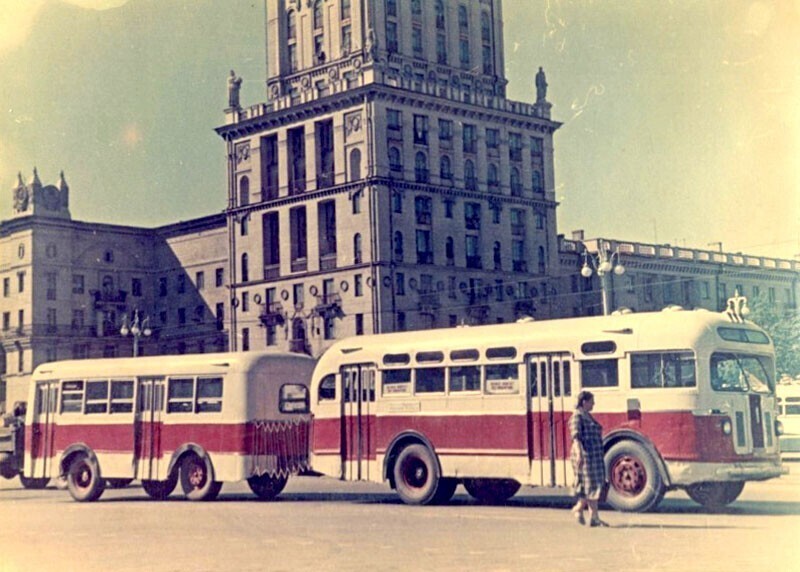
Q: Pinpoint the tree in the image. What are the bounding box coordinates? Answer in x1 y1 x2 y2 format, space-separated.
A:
746 293 800 378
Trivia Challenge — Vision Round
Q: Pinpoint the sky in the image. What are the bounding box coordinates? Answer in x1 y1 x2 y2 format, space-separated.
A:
0 0 798 259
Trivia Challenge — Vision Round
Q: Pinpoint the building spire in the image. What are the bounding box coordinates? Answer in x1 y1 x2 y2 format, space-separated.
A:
29 167 42 189
58 170 69 191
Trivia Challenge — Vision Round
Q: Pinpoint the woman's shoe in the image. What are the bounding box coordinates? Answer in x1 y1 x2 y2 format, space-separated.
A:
572 508 585 525
589 518 610 528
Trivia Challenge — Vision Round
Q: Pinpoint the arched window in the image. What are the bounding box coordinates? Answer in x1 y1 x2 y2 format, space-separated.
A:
415 152 429 183
388 146 402 172
510 167 521 196
287 10 296 39
440 155 452 181
538 246 546 274
532 170 543 193
354 233 362 264
493 241 502 270
239 176 250 206
394 231 404 261
240 216 248 236
488 163 499 189
349 148 362 182
241 253 249 282
102 275 114 294
313 0 324 29
458 5 469 31
481 11 491 42
464 159 476 190
435 0 445 29
445 236 454 263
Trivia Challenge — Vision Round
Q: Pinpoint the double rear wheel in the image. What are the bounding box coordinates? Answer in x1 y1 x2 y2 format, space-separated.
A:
393 444 455 505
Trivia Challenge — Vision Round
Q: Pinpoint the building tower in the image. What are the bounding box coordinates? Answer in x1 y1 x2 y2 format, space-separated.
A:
216 0 561 357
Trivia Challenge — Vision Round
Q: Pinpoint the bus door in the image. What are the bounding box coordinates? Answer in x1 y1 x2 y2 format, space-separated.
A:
528 354 573 487
134 377 165 481
28 381 59 478
341 364 376 481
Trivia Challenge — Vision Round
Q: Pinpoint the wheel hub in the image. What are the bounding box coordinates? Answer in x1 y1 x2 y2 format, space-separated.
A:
611 454 646 496
403 459 428 489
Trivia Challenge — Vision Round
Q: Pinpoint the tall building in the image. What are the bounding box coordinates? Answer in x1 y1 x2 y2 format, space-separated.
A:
217 0 561 356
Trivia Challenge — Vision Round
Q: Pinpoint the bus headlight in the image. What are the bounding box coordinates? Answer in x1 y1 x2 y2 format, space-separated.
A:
721 419 732 435
775 419 784 437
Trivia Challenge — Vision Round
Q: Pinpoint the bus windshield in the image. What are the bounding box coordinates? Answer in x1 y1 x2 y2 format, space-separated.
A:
710 353 774 394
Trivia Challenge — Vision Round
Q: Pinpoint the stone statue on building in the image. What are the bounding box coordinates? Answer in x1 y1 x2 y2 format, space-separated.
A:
535 66 548 103
227 70 242 109
365 30 378 61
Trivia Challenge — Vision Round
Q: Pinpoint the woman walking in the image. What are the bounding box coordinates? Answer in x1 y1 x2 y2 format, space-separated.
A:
569 390 609 527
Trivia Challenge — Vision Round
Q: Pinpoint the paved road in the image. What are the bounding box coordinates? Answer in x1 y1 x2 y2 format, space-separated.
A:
1 465 799 572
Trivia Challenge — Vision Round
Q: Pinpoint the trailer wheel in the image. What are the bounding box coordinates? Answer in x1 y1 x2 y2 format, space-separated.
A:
393 444 441 505
431 478 458 504
463 478 521 504
604 440 664 512
19 475 50 490
106 478 134 489
180 453 221 501
142 472 178 500
66 454 105 502
247 474 288 500
686 481 745 510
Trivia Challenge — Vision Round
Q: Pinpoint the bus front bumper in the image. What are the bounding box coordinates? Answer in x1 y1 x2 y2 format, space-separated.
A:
666 459 788 486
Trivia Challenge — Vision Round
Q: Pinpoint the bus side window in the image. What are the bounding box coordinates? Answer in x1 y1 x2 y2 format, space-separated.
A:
383 368 411 396
485 363 519 394
167 378 194 413
196 377 223 413
60 381 84 414
529 362 537 397
540 363 547 397
110 380 134 413
85 380 109 414
450 365 480 392
318 374 336 401
415 367 445 394
580 359 619 388
563 363 572 396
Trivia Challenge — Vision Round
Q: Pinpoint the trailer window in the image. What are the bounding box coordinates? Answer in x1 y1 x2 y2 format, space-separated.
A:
450 365 480 392
110 380 134 413
581 359 619 388
318 374 336 401
60 380 84 414
383 368 411 395
167 378 195 413
486 363 519 394
280 384 310 413
85 380 109 414
631 352 696 389
416 367 445 394
196 377 223 413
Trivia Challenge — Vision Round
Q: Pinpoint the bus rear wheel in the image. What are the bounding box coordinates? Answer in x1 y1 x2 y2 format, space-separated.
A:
248 474 288 500
142 472 178 500
686 481 745 510
463 478 521 504
393 444 441 505
19 475 50 490
66 454 105 502
180 453 221 501
604 440 664 513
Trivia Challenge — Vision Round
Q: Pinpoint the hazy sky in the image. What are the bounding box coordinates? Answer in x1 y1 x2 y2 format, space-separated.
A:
0 0 797 259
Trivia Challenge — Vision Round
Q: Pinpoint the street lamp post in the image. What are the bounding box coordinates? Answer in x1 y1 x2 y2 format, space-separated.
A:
580 246 626 315
120 310 152 357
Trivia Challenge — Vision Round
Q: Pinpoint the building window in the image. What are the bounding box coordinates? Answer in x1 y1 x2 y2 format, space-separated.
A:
445 237 455 264
313 0 324 29
17 271 25 293
388 146 403 172
241 217 249 236
194 272 204 291
416 230 433 264
261 135 279 200
493 241 502 270
387 0 397 17
397 311 406 331
412 26 423 57
341 0 351 19
538 246 546 274
178 308 186 326
486 128 499 149
288 126 306 194
355 313 364 335
491 206 501 224
462 124 476 154
444 199 454 218
440 155 452 181
2 312 9 331
386 20 398 53
177 274 186 294
535 212 545 230
436 33 447 64
241 291 250 312
239 176 250 206
354 274 363 297
318 200 337 259
387 108 402 131
482 45 493 75
530 136 543 156
290 206 308 266
216 303 225 330
159 277 168 297
354 233 363 264
411 0 422 17
316 119 335 189
510 167 522 196
413 115 428 145
415 195 433 225
458 5 469 32
288 44 298 72
241 253 249 283
132 277 143 296
215 267 224 287
487 163 499 191
46 272 57 301
512 240 526 272
287 10 296 39
459 38 470 68
435 0 445 28
392 191 403 213
465 202 481 230
394 231 404 261
464 160 476 190
396 272 405 295
2 277 9 297
509 133 522 162
263 211 281 272
466 235 481 269
532 170 544 194
414 152 429 183
439 119 453 142
242 328 250 351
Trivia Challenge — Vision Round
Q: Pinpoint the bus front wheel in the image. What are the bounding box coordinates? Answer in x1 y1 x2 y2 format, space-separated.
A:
393 444 441 505
686 481 745 510
464 478 521 504
142 472 177 500
604 440 664 512
180 453 222 501
66 454 105 502
248 474 288 500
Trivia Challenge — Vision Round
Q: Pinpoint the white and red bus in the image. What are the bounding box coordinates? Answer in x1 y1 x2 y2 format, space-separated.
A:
23 351 314 502
776 382 800 460
310 306 784 511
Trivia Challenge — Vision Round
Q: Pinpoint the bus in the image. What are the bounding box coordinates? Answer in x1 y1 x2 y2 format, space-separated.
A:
776 382 800 459
309 306 784 512
22 351 314 502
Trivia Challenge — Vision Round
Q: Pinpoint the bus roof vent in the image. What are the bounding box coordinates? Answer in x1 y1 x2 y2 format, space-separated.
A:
662 305 684 312
611 307 633 316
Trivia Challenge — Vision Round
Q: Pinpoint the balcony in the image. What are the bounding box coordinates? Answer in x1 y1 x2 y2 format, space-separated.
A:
319 253 337 271
513 260 528 272
466 256 482 269
259 302 285 327
417 251 434 265
91 289 128 310
291 258 308 273
415 212 432 225
313 292 343 319
263 264 280 280
465 217 481 231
